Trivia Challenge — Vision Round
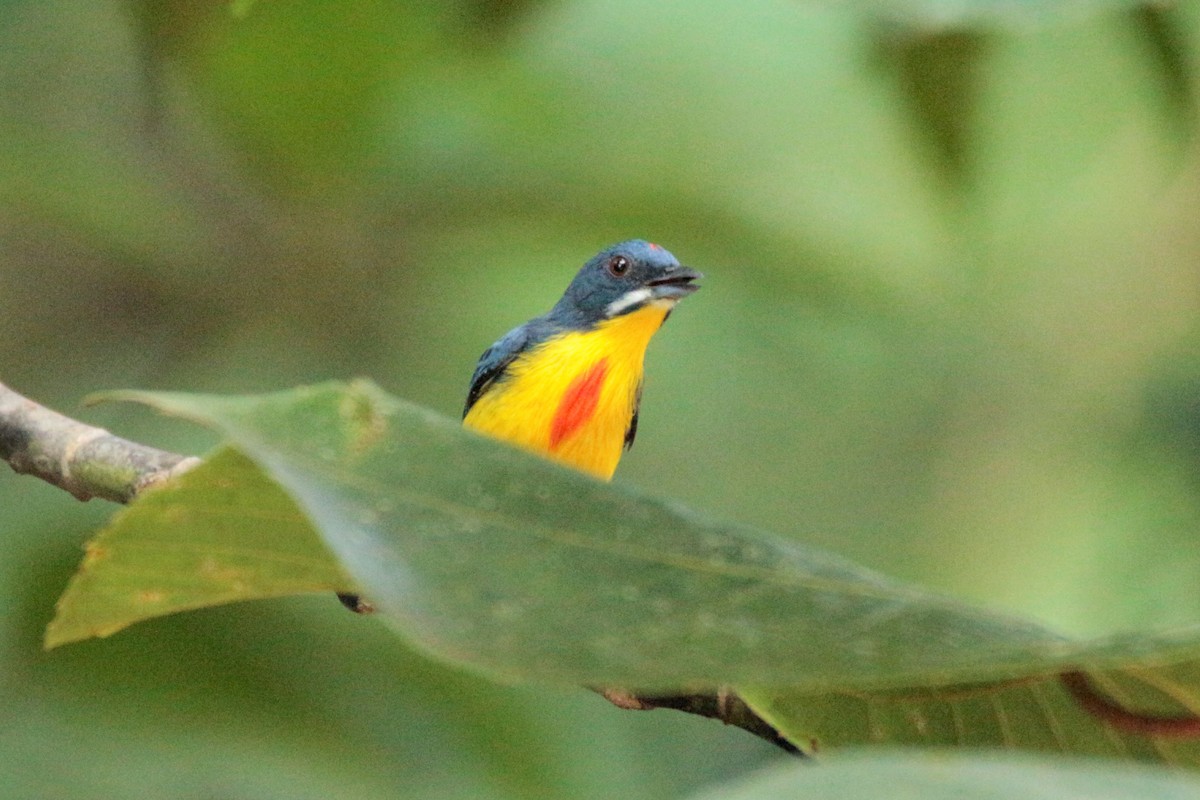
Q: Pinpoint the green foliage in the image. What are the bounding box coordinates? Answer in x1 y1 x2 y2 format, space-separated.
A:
5 0 1200 795
46 446 355 645
746 668 1200 763
56 383 1064 686
46 382 1200 768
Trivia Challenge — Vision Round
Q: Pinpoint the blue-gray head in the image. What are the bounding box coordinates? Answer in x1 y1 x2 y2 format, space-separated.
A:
550 240 702 327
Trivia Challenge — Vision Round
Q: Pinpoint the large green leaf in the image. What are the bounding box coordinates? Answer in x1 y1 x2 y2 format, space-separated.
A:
58 381 1080 687
47 382 1200 762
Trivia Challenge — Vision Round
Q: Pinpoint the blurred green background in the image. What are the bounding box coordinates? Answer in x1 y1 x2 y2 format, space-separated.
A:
4 0 1200 796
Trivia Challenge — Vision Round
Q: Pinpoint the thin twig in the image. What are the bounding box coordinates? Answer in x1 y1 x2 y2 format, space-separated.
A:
0 382 200 503
599 688 805 755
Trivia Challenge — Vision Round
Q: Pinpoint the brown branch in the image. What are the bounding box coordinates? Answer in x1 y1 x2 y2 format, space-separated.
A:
0 381 804 755
1061 671 1200 737
0 382 200 503
598 688 805 755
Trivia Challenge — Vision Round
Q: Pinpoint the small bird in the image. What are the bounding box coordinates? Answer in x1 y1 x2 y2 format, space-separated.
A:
337 240 700 613
463 240 702 479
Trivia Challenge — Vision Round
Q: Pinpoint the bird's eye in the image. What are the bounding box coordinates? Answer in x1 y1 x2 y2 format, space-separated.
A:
607 256 630 277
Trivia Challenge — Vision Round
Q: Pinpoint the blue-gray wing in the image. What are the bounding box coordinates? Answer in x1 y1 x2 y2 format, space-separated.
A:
463 324 534 418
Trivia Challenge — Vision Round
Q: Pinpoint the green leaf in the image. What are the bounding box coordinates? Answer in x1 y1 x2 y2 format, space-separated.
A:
50 382 1200 764
744 664 1200 763
74 381 1084 687
46 446 356 647
687 750 1200 799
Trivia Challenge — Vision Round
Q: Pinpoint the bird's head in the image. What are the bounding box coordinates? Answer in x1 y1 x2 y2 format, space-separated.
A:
553 240 702 325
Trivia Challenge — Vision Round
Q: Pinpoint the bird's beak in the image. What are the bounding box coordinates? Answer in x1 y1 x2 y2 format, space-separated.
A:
647 266 703 301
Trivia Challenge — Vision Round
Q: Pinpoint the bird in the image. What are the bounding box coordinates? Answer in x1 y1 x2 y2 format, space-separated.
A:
462 239 702 479
337 240 700 613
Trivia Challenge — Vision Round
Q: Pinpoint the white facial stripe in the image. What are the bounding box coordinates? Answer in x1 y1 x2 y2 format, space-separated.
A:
605 287 653 317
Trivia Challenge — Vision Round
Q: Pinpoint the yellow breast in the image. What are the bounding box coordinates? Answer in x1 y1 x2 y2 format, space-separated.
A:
463 303 670 479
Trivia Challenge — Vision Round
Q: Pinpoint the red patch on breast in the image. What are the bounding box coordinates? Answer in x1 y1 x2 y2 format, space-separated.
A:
550 359 608 450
